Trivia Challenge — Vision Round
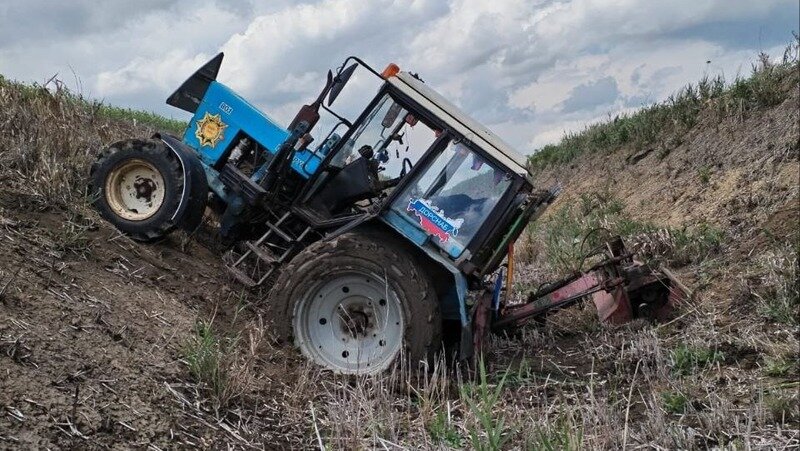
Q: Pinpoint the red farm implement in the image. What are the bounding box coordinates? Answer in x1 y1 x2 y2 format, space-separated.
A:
472 236 688 354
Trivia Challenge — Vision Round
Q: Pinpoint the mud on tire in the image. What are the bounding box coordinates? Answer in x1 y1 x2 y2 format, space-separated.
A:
88 139 184 241
266 230 442 374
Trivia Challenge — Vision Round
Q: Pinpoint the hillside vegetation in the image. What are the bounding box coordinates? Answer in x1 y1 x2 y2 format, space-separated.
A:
510 41 799 448
0 42 798 449
529 45 799 172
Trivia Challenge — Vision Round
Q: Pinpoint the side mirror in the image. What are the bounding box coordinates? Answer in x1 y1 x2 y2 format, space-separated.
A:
327 63 358 106
381 102 403 128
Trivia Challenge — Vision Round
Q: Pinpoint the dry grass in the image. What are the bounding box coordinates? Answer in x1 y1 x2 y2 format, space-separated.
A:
492 195 798 449
748 244 800 325
270 306 796 449
0 76 177 211
1 46 798 449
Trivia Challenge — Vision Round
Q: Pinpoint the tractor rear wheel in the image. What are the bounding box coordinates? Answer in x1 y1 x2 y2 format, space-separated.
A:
89 139 189 241
267 231 441 374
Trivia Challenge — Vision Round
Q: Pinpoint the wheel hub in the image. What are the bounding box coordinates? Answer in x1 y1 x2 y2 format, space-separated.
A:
293 271 404 374
104 159 166 221
339 304 373 338
134 177 156 200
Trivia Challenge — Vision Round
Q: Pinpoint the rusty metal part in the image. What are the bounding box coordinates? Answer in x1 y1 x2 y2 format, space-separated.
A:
592 282 631 324
471 289 493 357
493 272 623 330
490 237 682 333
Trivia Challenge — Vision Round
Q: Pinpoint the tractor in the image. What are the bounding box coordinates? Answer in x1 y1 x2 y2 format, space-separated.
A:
89 54 677 374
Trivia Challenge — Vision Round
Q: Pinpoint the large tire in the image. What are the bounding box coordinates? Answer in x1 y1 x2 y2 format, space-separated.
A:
89 139 185 241
175 149 209 235
267 231 441 374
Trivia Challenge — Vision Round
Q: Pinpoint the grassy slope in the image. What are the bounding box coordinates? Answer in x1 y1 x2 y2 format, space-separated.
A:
528 48 799 172
0 75 186 133
0 45 798 449
505 44 799 448
0 77 308 448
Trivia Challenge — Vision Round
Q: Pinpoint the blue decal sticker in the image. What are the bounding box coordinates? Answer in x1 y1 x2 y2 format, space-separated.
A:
407 198 463 243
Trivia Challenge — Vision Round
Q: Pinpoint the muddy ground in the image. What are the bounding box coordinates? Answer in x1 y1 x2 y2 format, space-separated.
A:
0 80 311 448
0 198 281 448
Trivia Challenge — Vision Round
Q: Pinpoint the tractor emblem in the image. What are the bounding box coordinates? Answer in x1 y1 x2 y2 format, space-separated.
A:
195 112 227 147
407 198 463 243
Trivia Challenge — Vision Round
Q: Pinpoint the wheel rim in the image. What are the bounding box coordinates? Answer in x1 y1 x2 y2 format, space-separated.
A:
293 270 405 374
104 159 166 221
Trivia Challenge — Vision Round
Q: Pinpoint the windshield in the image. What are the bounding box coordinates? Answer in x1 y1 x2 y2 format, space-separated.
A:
327 93 437 179
391 140 513 258
328 94 398 167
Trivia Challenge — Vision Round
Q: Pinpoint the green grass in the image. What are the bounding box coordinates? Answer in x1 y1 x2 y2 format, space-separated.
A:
182 320 239 407
95 103 186 134
765 394 799 422
697 166 711 185
460 359 510 451
530 190 654 273
528 40 799 171
669 344 725 376
524 190 722 273
504 358 535 387
667 222 724 267
763 356 795 377
527 415 583 451
427 410 462 447
661 391 689 414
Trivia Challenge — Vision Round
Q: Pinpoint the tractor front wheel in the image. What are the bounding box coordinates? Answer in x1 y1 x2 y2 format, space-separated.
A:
267 231 441 374
89 139 189 241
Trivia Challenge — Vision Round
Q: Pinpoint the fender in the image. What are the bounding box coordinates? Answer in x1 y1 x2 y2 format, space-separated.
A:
370 214 475 358
153 133 209 230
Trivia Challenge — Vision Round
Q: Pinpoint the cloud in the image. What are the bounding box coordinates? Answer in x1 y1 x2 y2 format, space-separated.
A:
559 76 619 113
0 1 182 43
95 51 213 96
1 0 797 152
217 0 449 101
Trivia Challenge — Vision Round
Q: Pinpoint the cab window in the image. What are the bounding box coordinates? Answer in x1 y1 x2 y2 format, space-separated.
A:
391 140 513 257
329 94 436 183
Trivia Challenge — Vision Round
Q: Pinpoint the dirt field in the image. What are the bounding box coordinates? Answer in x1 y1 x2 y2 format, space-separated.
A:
0 51 798 449
0 81 311 448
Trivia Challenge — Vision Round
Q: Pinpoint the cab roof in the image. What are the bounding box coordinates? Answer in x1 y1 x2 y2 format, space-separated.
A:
387 72 531 178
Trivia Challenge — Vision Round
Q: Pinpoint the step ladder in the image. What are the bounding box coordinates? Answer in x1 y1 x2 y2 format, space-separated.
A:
225 212 312 287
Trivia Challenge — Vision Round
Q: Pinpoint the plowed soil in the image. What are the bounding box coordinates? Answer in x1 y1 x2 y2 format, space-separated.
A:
0 195 270 448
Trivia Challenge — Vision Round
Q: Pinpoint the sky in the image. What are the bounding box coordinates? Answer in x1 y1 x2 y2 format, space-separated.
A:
1 0 797 154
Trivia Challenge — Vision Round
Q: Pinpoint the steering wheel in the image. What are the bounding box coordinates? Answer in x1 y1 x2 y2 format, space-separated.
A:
355 145 385 191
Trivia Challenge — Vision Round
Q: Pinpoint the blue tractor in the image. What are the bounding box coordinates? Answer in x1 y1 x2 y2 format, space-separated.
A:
89 54 555 374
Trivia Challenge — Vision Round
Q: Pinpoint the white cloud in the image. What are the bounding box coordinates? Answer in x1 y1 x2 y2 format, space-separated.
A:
217 0 447 92
95 51 212 96
1 0 796 151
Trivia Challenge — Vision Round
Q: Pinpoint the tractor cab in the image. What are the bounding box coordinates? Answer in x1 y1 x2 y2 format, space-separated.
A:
293 60 537 272
263 59 552 355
